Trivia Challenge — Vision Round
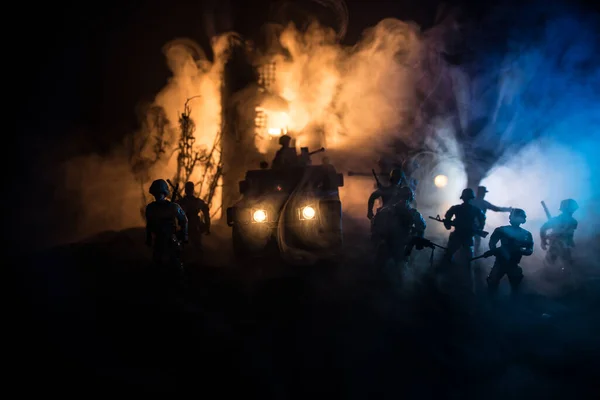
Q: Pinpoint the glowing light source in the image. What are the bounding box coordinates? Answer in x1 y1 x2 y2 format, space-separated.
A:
434 174 448 188
252 209 267 223
268 128 285 136
301 206 316 220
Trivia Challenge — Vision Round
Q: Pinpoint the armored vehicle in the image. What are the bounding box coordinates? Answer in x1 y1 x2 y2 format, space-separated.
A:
226 152 344 263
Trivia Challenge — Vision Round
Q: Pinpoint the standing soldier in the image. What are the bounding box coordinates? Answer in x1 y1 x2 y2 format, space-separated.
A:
367 168 409 220
373 186 426 269
145 179 188 272
540 198 579 270
177 181 211 252
471 186 512 252
440 188 486 294
484 209 534 295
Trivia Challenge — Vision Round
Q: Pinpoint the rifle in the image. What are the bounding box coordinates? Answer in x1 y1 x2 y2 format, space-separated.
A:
470 248 499 261
404 236 447 256
541 201 552 220
428 214 489 238
371 169 382 189
166 179 182 202
471 240 534 261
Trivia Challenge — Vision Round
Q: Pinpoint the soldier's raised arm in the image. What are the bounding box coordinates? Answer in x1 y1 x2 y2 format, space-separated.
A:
485 200 512 213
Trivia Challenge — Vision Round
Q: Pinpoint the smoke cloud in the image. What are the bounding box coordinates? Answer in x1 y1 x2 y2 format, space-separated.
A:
41 0 599 266
456 1 600 277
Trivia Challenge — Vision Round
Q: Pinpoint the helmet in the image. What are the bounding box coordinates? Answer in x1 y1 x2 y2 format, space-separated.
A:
559 198 579 213
389 168 406 184
460 188 475 200
149 179 170 197
509 208 527 223
278 135 292 146
184 181 195 195
477 186 488 196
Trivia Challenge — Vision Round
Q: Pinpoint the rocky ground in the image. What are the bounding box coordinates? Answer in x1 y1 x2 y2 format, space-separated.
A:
17 219 600 398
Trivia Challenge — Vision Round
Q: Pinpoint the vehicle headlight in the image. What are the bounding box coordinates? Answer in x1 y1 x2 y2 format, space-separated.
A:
252 209 267 223
301 206 316 220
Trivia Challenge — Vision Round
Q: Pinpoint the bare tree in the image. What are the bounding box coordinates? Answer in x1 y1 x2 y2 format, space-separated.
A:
171 97 224 212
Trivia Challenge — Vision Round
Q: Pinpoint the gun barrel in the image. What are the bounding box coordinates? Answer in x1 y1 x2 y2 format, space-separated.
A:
308 147 325 156
541 201 552 220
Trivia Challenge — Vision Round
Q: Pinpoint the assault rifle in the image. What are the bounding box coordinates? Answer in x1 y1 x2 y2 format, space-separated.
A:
372 169 382 189
404 236 447 257
428 215 489 238
167 179 182 202
471 240 534 261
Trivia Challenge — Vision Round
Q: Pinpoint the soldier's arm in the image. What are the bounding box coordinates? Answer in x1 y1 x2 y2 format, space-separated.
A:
489 228 501 250
444 206 455 221
412 210 426 237
568 219 578 246
477 209 486 229
522 232 534 256
485 200 511 212
144 206 152 244
175 204 189 240
540 219 552 242
201 201 211 230
367 190 381 213
443 206 456 229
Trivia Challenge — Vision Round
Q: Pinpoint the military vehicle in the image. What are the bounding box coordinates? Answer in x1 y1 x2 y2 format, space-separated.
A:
226 149 344 263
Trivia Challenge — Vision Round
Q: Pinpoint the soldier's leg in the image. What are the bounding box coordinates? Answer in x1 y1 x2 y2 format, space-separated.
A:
465 245 475 293
442 235 461 265
545 244 559 265
506 264 524 295
474 236 482 254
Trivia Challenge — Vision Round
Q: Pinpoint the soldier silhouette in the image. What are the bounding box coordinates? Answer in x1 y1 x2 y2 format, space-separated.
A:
440 188 486 294
471 186 512 252
486 208 534 295
373 187 426 273
367 168 410 220
540 198 579 270
176 182 210 253
145 179 188 271
271 135 299 169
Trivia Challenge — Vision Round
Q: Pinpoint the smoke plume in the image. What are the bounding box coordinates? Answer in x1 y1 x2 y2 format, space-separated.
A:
41 0 599 263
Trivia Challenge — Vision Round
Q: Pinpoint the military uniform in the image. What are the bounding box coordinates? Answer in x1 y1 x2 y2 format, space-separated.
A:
471 186 512 252
145 179 188 269
486 209 533 293
540 199 578 268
